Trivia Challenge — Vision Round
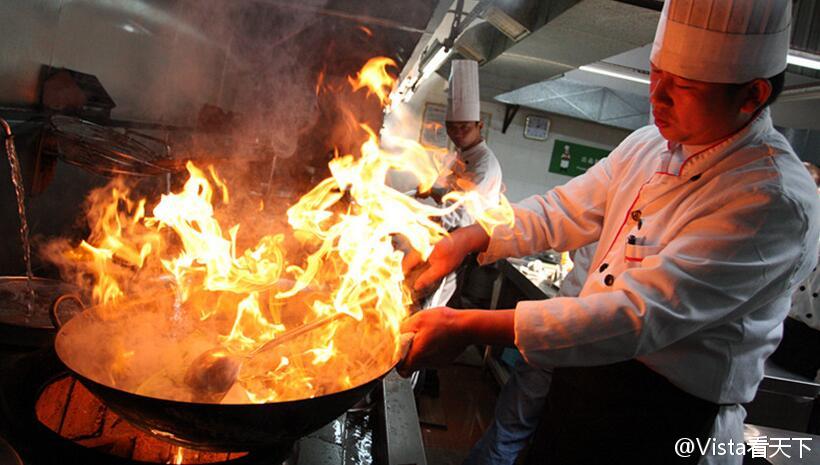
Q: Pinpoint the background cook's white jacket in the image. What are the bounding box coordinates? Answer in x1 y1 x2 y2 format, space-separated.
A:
428 141 503 309
441 141 502 230
478 109 820 464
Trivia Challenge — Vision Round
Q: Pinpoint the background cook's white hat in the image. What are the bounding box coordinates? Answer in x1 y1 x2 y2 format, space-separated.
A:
650 0 791 84
446 59 480 122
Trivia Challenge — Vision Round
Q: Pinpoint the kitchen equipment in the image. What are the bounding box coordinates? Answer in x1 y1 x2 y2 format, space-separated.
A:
0 434 22 465
41 115 174 177
184 312 348 402
0 345 425 465
0 277 83 347
51 296 397 451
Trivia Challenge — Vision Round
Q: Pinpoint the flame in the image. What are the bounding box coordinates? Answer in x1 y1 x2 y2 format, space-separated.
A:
49 56 513 404
66 181 163 305
424 121 443 131
347 57 397 106
315 67 326 96
172 446 184 464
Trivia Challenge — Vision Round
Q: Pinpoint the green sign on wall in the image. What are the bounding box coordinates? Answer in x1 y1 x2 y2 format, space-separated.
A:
548 139 611 177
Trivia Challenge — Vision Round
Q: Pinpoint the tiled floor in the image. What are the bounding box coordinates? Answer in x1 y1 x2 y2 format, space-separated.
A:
417 351 501 465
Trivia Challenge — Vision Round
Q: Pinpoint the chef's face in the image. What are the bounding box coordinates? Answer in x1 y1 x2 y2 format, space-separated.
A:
649 64 769 145
446 121 483 150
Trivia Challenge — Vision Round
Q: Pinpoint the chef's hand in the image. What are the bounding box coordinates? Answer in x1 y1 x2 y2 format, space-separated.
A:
416 183 449 203
402 224 491 291
397 307 467 377
401 237 459 295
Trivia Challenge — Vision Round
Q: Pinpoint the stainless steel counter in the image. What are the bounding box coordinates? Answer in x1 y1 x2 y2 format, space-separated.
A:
746 361 820 435
744 424 820 465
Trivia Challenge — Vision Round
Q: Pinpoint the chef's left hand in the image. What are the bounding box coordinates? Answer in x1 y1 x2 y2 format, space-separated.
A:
398 307 468 377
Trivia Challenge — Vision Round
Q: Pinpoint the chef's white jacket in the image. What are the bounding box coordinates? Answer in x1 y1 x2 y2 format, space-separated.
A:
442 141 503 230
426 141 503 309
559 243 597 298
789 227 819 331
478 109 820 464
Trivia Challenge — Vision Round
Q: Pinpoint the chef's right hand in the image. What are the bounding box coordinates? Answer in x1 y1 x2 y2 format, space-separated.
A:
402 237 459 293
402 225 490 291
397 307 467 376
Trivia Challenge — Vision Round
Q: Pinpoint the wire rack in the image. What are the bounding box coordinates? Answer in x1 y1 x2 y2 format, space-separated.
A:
42 115 175 177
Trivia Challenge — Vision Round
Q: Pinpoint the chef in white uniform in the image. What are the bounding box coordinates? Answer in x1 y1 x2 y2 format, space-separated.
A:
401 1 820 464
771 162 820 381
422 59 503 308
439 59 502 230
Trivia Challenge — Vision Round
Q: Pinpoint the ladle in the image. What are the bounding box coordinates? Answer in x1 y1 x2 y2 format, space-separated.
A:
184 312 348 402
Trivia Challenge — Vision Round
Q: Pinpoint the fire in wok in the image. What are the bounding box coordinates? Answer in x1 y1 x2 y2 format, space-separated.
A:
45 57 514 409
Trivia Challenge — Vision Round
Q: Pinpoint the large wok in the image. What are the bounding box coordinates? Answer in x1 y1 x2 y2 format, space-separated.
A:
52 296 395 452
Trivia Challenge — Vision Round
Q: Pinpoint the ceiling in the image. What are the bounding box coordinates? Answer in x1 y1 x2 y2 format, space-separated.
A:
4 0 814 133
477 0 659 100
407 0 820 131
496 45 653 130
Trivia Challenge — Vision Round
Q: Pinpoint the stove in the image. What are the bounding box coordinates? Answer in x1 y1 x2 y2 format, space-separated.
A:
0 346 426 465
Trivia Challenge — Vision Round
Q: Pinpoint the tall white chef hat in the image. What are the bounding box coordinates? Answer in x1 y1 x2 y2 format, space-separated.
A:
446 59 480 122
650 0 791 84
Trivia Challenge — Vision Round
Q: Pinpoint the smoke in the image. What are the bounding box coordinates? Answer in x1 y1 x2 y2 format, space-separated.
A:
153 0 402 198
198 0 325 158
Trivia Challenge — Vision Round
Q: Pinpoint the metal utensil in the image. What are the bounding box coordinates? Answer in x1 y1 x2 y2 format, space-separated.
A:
184 312 348 402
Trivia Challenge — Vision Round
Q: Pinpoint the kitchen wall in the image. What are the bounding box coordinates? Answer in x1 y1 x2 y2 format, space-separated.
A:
0 0 234 276
481 100 631 202
385 74 631 203
0 0 230 123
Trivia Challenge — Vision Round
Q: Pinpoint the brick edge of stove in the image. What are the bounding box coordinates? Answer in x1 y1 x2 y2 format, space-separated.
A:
0 348 288 465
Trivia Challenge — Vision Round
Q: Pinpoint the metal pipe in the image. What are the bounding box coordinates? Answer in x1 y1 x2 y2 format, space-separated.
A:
0 106 195 132
778 83 820 103
0 117 11 137
102 119 195 132
256 0 426 34
0 106 44 124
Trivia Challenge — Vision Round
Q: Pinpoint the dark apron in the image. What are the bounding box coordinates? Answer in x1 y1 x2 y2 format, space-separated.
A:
524 360 720 465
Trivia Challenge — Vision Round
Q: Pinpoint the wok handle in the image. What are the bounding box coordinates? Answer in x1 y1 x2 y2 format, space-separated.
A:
50 293 86 329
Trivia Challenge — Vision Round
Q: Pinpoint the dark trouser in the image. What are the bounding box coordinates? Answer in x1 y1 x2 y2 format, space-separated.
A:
524 360 720 465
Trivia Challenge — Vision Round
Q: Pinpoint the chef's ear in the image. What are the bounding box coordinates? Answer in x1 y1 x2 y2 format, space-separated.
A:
477 121 484 131
739 78 772 115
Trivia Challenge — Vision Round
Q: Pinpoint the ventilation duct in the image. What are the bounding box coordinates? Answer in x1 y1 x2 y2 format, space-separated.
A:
434 0 580 80
453 22 508 64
